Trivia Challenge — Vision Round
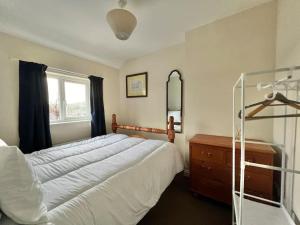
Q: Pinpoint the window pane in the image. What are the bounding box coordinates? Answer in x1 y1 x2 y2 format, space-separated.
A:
65 81 88 118
47 77 61 121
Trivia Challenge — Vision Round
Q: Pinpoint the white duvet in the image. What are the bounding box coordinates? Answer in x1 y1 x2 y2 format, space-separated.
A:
0 134 183 225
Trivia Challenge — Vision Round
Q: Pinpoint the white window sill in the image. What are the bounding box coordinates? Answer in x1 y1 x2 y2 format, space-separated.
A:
50 120 91 126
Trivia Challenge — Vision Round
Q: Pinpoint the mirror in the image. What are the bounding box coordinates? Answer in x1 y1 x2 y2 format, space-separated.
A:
167 70 183 133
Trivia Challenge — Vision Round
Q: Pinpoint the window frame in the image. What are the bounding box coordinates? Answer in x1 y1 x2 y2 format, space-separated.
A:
47 71 91 124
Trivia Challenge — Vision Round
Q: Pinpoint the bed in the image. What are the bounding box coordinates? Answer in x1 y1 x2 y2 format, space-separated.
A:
167 110 181 132
0 115 183 225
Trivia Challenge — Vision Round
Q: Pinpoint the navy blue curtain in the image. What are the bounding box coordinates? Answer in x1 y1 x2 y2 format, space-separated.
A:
19 61 52 153
89 76 106 137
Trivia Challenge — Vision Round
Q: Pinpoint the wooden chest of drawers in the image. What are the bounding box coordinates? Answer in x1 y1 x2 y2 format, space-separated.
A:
189 134 276 204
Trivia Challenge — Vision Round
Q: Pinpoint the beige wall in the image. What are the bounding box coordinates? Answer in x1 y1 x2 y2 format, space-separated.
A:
120 1 277 167
275 0 300 219
119 44 186 159
0 32 120 146
185 1 276 143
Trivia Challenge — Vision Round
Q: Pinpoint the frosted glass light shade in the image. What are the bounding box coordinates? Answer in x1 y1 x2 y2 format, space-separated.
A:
107 9 137 40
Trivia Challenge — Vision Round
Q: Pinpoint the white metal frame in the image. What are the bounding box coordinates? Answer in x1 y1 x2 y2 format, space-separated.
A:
47 71 91 124
232 66 300 225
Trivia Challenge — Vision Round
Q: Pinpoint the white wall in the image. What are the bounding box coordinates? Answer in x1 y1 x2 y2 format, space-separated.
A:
275 0 300 219
185 1 276 143
119 44 186 160
0 32 120 146
120 1 277 167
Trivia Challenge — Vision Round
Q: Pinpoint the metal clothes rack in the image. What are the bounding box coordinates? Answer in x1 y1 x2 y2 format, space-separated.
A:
232 66 300 225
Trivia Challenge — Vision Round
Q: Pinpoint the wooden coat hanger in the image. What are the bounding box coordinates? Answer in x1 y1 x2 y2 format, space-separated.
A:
239 92 300 121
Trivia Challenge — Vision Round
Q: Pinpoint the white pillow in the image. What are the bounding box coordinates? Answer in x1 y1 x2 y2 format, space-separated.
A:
0 138 7 146
0 146 48 224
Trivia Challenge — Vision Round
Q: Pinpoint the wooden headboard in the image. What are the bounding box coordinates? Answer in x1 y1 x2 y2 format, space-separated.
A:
111 114 175 143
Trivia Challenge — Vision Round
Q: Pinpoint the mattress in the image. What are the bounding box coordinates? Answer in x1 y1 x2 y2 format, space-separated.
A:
0 133 183 225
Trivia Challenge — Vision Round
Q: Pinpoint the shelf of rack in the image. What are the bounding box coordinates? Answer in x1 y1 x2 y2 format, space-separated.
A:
245 162 300 175
234 195 295 225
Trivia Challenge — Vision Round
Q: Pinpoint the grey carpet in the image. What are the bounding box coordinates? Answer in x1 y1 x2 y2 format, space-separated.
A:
138 173 232 225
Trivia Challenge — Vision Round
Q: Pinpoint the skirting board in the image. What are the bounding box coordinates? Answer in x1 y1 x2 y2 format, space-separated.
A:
292 211 300 225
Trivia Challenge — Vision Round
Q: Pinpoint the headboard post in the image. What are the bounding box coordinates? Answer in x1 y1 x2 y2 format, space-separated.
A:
112 114 117 133
111 114 175 143
167 116 175 143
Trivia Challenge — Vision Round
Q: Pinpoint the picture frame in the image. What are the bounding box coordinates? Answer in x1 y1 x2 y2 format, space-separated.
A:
126 72 148 98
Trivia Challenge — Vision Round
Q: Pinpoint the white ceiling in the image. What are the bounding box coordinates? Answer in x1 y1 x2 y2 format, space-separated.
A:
0 0 271 68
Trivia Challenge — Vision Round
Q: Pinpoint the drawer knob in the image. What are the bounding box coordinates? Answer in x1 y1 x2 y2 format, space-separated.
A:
207 152 213 158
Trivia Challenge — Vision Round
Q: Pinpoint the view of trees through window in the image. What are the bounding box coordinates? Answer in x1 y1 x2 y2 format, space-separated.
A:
65 81 88 118
47 74 90 123
47 77 60 121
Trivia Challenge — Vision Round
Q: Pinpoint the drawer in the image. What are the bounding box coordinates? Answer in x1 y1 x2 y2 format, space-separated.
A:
226 151 273 175
190 160 231 185
190 144 226 164
243 189 273 201
235 170 273 199
190 176 231 204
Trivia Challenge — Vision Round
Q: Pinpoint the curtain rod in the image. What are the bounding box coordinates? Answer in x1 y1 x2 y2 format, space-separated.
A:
10 57 90 79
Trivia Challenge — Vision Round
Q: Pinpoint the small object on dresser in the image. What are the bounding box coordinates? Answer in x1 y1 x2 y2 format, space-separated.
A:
189 134 276 204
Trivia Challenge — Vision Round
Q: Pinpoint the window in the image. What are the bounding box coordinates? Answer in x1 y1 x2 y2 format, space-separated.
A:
47 72 90 124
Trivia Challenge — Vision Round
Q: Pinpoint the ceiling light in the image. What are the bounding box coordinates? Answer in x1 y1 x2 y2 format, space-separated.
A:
106 0 137 41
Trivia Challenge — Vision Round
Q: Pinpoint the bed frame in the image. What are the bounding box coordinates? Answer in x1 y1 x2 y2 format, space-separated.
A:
112 114 175 143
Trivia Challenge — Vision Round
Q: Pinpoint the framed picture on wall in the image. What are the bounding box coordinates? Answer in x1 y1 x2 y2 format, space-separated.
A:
126 72 148 98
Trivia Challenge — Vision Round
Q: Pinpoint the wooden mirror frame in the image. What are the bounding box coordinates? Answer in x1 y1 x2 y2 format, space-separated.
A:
166 69 183 133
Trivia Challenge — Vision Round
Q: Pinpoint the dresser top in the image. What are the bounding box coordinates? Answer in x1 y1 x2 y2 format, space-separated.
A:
190 134 276 154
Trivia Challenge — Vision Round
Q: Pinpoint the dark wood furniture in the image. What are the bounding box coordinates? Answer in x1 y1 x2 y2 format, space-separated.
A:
112 114 175 143
189 134 276 204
